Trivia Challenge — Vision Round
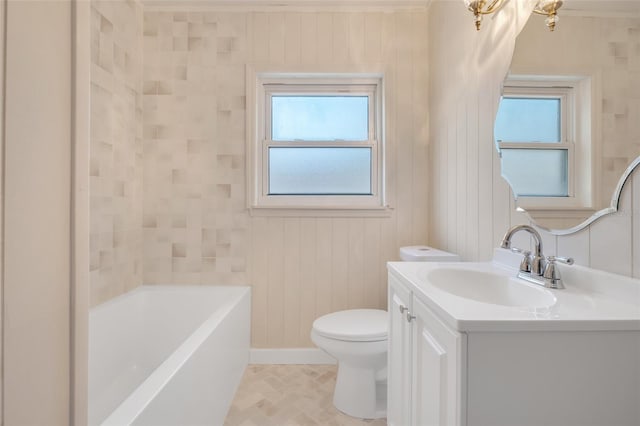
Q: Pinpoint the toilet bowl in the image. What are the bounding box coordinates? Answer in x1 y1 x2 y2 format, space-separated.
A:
311 245 459 420
311 309 388 419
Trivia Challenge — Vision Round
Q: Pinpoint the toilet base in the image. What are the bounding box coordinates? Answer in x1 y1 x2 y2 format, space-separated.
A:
333 363 387 419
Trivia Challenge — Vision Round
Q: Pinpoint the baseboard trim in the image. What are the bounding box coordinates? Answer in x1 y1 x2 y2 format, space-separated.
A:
249 348 337 365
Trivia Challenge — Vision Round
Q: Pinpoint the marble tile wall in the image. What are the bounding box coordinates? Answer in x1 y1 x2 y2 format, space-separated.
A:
142 11 249 285
90 0 144 306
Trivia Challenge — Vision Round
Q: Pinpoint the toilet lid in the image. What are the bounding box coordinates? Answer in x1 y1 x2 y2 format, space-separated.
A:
312 309 388 342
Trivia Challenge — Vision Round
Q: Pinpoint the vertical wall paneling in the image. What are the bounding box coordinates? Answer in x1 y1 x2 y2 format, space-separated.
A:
347 218 365 308
284 13 301 65
331 218 349 313
298 218 317 346
395 12 414 248
477 82 496 259
283 218 301 347
331 14 349 65
557 229 590 267
590 183 633 276
412 12 430 247
446 112 457 252
250 216 269 347
267 13 285 64
348 13 364 64
455 102 467 257
266 217 285 346
363 13 382 64
465 90 479 261
252 13 269 63
315 218 333 318
316 13 332 65
363 219 382 309
299 13 317 65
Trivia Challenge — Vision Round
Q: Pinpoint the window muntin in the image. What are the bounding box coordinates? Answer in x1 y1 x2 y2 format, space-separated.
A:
496 86 573 198
251 75 384 210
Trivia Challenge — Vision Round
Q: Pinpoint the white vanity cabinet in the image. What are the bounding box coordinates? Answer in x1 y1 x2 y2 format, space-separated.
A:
387 261 640 426
387 274 466 426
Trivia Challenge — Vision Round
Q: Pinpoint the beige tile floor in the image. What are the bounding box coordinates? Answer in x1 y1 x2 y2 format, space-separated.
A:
224 365 387 426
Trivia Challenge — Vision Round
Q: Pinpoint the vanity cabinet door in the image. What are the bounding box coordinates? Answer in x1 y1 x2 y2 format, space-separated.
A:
411 297 466 426
387 275 413 426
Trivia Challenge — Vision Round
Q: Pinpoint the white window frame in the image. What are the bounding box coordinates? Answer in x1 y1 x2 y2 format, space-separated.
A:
247 70 387 215
498 76 592 210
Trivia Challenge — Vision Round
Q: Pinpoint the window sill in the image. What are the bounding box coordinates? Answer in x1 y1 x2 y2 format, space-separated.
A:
248 205 394 218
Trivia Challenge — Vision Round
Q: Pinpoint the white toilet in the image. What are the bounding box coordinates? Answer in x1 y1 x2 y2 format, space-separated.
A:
311 245 459 420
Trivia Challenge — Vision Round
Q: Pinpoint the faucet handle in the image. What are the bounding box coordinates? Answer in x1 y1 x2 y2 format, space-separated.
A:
546 255 574 265
542 256 573 289
511 247 532 273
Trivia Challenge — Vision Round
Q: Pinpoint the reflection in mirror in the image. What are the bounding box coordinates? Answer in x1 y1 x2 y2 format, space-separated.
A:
497 3 640 234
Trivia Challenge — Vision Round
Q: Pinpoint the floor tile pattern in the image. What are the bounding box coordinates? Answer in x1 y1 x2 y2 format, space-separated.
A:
224 364 387 426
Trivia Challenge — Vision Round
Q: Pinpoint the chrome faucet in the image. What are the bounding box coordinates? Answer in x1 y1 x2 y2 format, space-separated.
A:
500 225 573 289
500 224 545 275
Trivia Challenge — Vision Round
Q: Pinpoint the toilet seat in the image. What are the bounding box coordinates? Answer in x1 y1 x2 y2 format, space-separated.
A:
312 309 388 342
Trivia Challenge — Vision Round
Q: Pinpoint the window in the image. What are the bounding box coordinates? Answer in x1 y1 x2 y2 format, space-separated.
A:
248 71 385 213
495 86 572 197
495 76 593 210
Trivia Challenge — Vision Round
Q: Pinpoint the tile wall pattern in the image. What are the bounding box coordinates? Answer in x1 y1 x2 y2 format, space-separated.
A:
142 11 248 286
90 0 144 306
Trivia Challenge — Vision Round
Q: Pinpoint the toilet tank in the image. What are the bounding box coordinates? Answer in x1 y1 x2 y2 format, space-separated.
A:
399 245 460 262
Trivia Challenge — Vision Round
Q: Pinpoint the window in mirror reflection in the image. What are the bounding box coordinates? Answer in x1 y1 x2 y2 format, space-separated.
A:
495 97 561 143
500 149 569 197
495 85 573 198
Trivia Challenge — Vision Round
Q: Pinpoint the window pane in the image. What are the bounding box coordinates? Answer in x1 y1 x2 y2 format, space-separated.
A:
500 149 568 197
271 96 368 141
269 147 371 195
495 97 561 143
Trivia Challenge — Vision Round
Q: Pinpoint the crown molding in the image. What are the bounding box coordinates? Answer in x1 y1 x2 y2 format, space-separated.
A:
143 0 432 12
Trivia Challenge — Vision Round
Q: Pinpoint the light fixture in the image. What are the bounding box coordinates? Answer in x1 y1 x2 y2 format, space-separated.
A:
464 0 563 32
464 0 506 31
533 0 563 31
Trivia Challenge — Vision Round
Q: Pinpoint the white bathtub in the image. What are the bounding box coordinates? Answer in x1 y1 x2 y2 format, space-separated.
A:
89 285 250 426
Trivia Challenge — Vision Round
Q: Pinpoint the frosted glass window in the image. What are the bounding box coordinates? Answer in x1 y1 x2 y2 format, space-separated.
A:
268 147 372 195
495 97 561 143
271 96 369 141
501 149 568 197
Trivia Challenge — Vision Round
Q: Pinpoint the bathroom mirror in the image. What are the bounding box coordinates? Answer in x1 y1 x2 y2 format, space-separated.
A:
496 1 640 234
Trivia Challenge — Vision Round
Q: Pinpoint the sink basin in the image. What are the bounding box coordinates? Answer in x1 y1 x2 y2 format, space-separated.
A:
426 268 557 308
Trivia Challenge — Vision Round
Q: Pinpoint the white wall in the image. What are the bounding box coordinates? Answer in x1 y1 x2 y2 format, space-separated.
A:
428 1 640 278
3 1 74 424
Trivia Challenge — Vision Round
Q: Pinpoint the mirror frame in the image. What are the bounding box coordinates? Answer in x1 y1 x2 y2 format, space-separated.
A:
514 155 640 236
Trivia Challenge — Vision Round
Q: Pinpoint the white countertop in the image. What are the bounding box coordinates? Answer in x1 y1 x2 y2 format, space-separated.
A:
388 250 640 332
